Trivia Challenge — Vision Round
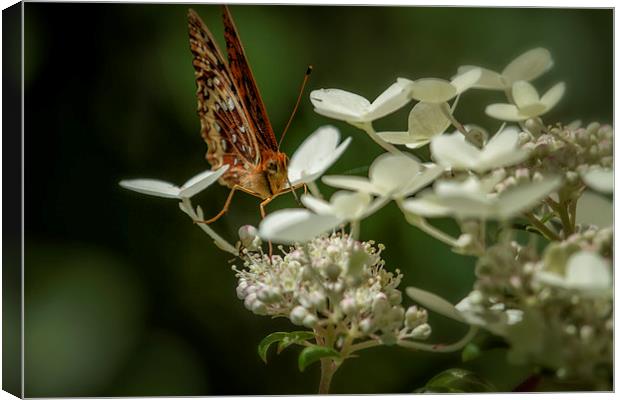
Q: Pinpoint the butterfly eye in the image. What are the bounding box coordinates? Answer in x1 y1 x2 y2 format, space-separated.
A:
266 161 278 174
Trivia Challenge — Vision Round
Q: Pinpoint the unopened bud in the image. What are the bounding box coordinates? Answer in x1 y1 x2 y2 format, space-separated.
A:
238 225 262 251
340 298 357 315
290 306 308 325
359 318 374 334
302 314 319 329
410 323 432 340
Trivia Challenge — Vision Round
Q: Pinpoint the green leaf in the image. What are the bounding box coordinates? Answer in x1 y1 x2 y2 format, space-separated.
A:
277 331 315 354
258 332 288 363
461 343 481 362
297 345 341 372
421 368 496 393
257 331 315 363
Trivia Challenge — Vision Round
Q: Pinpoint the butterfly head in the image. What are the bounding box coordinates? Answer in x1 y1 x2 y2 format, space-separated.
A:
262 151 289 196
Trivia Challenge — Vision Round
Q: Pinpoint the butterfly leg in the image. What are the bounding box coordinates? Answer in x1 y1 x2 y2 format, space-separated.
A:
199 185 259 224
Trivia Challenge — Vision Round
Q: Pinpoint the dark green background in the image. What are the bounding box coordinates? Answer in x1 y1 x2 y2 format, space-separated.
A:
22 3 612 396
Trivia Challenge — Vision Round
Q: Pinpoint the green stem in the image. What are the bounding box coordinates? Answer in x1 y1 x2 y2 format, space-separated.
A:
524 212 560 241
558 197 575 238
348 339 381 353
397 326 478 353
318 359 338 394
569 197 578 229
349 220 360 240
414 217 460 248
440 102 468 136
356 122 402 154
307 181 323 199
180 198 238 255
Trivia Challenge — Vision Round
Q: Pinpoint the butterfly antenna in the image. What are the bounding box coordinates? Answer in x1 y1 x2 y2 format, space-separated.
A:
278 65 313 149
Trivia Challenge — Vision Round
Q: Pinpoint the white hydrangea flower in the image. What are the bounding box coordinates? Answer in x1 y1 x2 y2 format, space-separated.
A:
398 68 482 104
309 80 411 123
486 81 566 122
301 191 383 221
456 47 553 90
580 167 613 194
322 153 443 200
258 191 386 244
430 126 529 173
119 166 228 199
235 233 428 343
287 126 352 186
575 191 613 228
534 250 612 297
402 175 561 220
405 287 466 323
377 102 451 149
258 208 342 244
455 295 524 336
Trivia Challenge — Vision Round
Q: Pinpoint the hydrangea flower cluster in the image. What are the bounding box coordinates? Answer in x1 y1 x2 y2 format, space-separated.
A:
120 46 612 393
457 226 612 389
234 232 431 345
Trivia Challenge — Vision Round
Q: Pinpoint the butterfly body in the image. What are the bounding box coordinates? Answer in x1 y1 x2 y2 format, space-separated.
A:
188 7 290 201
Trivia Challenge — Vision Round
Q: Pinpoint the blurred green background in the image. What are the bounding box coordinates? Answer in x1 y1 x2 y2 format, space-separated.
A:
22 3 612 396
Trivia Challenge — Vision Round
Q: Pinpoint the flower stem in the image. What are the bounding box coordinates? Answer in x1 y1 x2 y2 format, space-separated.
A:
356 122 402 154
524 212 560 241
349 220 360 240
440 103 468 136
414 217 460 248
397 325 478 353
348 339 381 353
318 359 338 394
179 199 238 255
307 181 324 199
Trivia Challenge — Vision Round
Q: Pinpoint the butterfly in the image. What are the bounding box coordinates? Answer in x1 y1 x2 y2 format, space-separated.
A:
188 6 308 223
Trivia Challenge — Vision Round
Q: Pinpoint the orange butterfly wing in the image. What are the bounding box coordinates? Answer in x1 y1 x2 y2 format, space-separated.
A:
188 9 263 188
221 5 279 152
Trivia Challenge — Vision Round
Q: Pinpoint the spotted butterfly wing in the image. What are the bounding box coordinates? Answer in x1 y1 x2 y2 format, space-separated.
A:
188 8 287 199
221 6 278 152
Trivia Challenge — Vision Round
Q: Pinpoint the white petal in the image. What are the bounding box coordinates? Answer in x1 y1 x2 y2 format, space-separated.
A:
451 68 482 94
179 166 229 198
330 191 372 220
400 164 444 197
369 153 421 196
406 287 465 323
300 194 333 215
478 127 529 171
512 81 540 109
119 179 181 199
540 82 566 111
309 89 370 122
401 195 451 217
376 131 413 145
430 132 480 170
456 65 504 90
576 191 613 228
581 168 613 193
407 102 451 139
404 138 433 149
258 209 341 244
322 175 377 194
288 126 351 185
565 251 611 292
485 103 527 121
368 80 412 120
502 48 553 83
430 194 495 219
496 177 562 219
408 78 457 103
